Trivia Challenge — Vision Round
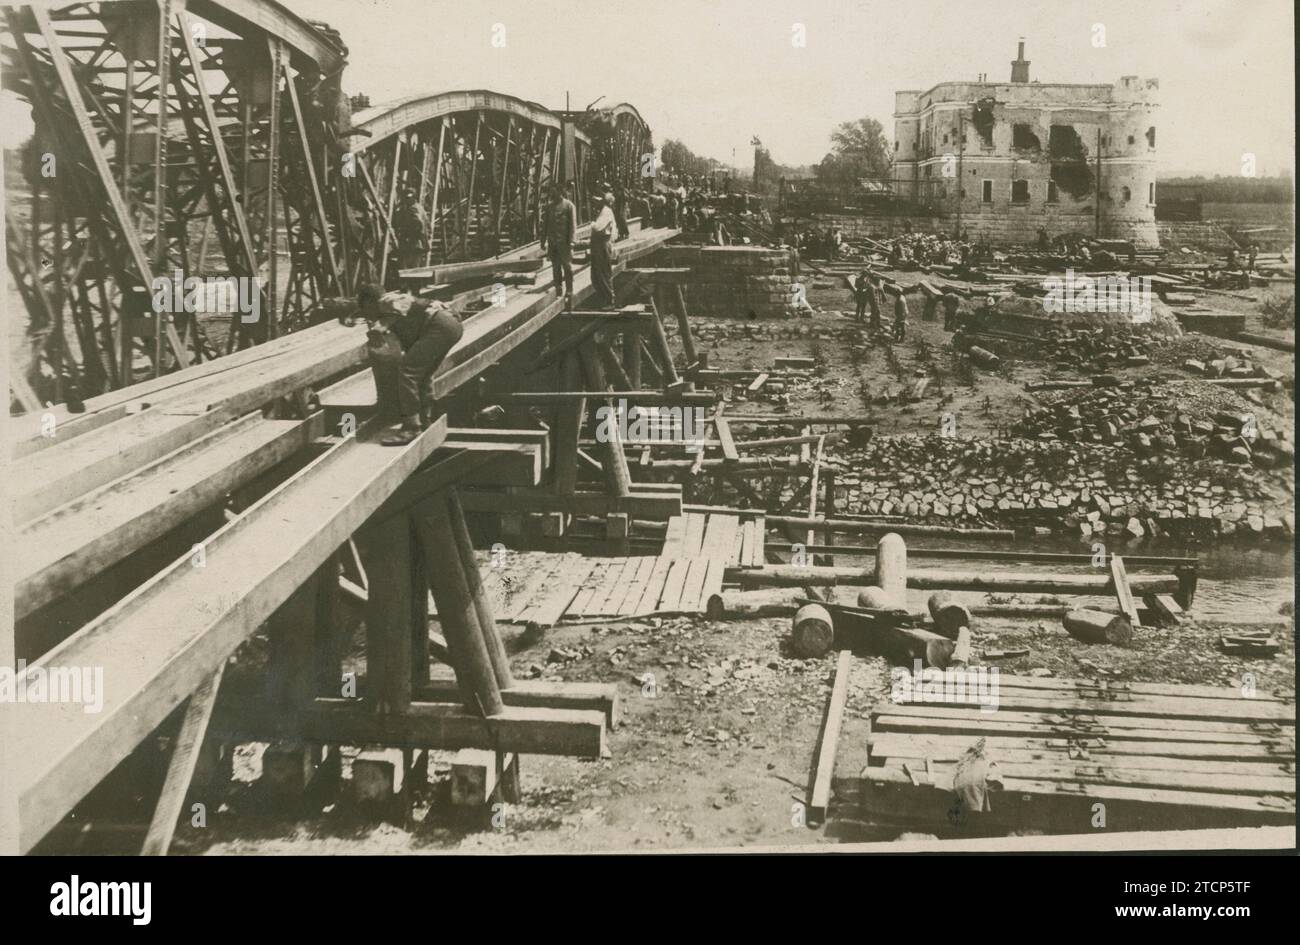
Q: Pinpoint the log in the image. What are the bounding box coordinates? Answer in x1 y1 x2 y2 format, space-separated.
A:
737 565 1180 596
927 591 973 640
857 586 893 609
791 603 835 658
1063 608 1133 646
447 490 513 689
768 514 1014 541
413 501 505 716
873 533 907 608
968 345 1002 369
706 587 804 620
950 627 972 667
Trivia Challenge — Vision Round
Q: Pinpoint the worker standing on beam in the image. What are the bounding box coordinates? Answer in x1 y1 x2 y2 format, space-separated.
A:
349 284 464 445
540 182 577 308
589 191 618 309
392 188 428 274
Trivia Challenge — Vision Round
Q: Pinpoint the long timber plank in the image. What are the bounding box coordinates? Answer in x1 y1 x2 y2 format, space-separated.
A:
882 691 1293 723
867 734 1293 763
847 766 1295 831
17 413 323 617
993 675 1293 703
872 706 1293 740
12 335 365 522
657 558 691 613
12 418 448 853
879 757 1294 796
632 556 674 615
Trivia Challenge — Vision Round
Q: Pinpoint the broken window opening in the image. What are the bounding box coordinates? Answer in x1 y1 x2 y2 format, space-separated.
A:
1047 180 1059 203
971 98 996 148
1012 124 1041 150
981 179 994 203
1145 126 1156 147
1011 179 1030 203
1121 185 1132 203
1048 124 1094 199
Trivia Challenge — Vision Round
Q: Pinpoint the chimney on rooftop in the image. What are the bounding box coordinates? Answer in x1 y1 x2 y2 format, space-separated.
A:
1011 38 1030 83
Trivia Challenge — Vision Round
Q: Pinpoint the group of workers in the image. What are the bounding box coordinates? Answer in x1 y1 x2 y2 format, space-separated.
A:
852 264 971 341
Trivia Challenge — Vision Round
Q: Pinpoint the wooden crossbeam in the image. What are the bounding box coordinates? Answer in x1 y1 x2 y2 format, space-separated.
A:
11 419 448 853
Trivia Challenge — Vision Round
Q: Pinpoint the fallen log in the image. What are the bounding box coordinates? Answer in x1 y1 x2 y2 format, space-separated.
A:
927 592 973 640
791 603 835 659
735 564 1179 596
1063 608 1134 646
767 515 1015 541
705 587 804 620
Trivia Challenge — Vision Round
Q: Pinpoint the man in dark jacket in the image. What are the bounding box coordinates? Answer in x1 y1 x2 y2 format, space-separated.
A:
540 183 577 306
352 283 464 445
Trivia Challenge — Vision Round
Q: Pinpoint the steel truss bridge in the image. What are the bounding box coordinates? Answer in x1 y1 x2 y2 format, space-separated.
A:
3 0 654 410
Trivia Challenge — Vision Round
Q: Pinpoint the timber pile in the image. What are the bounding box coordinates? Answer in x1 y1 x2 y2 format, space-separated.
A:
844 676 1297 833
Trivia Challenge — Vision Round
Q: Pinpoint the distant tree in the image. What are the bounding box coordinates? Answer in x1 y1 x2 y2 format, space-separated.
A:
814 116 890 187
660 138 721 181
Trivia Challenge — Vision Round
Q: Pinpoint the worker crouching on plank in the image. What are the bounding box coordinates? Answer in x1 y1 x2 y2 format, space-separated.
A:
344 283 464 446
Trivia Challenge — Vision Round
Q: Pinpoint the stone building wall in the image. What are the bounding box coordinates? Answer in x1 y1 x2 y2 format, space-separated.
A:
653 245 799 318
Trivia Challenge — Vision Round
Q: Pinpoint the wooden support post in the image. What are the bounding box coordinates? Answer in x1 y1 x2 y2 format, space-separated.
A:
554 352 584 496
819 470 836 566
577 341 632 498
357 513 415 715
599 341 634 391
668 285 698 365
623 329 642 388
141 665 224 856
873 532 907 609
413 499 505 717
646 293 681 384
447 489 513 689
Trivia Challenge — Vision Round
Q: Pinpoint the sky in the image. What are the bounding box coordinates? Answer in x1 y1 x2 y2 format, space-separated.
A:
1 0 1294 177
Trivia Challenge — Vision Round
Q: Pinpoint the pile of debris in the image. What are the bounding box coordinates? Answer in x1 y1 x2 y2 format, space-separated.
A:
792 433 1291 542
1016 382 1295 468
1040 326 1152 369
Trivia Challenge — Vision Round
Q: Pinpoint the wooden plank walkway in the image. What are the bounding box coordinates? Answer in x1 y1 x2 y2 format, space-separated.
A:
472 511 765 623
848 675 1296 833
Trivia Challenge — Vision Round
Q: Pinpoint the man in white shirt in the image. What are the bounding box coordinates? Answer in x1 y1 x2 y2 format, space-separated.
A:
589 192 617 309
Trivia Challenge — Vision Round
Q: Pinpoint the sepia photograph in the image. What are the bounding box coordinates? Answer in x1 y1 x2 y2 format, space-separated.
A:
0 0 1294 885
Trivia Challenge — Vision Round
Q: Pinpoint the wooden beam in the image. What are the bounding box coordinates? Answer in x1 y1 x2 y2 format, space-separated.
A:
140 665 224 856
12 419 448 853
212 699 607 758
18 413 322 617
808 649 852 823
